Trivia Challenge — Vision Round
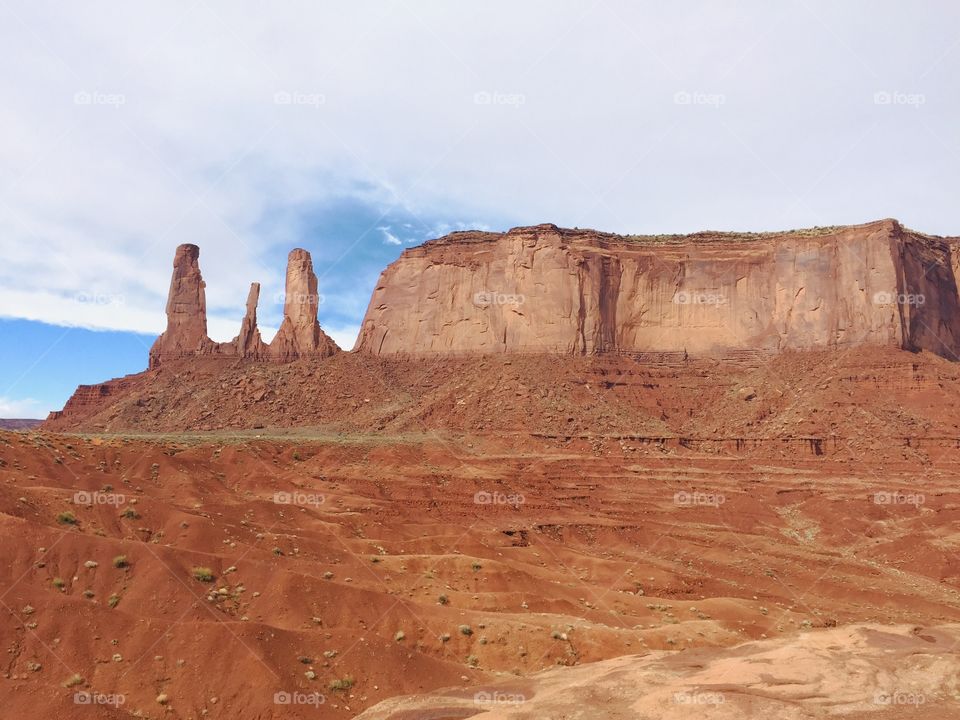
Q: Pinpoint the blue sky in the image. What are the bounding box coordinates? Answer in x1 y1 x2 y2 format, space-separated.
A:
2 1 959 416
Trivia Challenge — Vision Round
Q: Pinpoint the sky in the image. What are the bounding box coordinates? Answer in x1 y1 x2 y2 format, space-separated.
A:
1 0 959 417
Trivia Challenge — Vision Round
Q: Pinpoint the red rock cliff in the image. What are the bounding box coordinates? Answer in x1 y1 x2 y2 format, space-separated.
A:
355 219 960 359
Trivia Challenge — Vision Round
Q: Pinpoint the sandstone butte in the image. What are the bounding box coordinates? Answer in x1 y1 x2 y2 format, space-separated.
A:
354 218 960 358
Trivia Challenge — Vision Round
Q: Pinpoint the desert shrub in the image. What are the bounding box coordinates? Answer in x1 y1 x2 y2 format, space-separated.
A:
191 567 215 583
328 677 354 691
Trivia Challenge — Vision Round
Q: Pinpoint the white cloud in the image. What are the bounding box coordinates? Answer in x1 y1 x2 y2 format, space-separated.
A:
325 323 362 352
0 288 162 335
422 220 492 239
0 396 46 419
0 287 261 345
0 0 958 347
378 226 402 246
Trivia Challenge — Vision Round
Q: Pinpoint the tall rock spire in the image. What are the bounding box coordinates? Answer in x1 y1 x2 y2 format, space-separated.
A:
149 244 339 367
268 248 339 361
149 244 214 368
234 282 267 359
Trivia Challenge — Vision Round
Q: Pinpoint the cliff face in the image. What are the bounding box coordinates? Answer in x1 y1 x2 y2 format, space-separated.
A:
148 245 338 367
355 220 960 359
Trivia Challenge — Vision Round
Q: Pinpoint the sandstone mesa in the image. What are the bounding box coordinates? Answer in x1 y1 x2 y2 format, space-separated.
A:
356 218 960 358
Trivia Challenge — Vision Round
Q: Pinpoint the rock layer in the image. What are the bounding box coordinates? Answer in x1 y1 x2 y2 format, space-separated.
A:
355 219 960 359
148 245 338 367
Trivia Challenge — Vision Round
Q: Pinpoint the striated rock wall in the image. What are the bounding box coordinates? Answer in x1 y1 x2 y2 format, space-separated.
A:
45 377 135 423
148 245 338 368
355 219 960 359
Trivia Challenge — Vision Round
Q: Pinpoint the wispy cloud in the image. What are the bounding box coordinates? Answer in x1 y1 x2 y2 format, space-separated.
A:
378 226 403 246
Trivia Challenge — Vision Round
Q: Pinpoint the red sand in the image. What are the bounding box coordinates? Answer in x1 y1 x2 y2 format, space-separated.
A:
3 419 960 717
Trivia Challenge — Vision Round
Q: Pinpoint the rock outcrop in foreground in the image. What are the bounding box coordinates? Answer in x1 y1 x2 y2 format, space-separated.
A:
357 624 960 720
355 219 960 359
148 245 338 367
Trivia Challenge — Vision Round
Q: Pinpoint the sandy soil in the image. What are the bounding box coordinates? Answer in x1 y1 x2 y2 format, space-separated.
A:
2 426 960 718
